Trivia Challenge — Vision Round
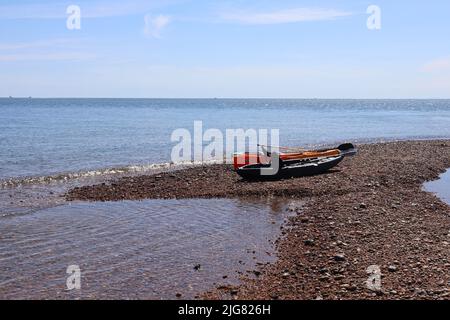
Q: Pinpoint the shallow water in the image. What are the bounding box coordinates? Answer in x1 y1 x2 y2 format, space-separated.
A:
0 197 289 299
424 169 450 205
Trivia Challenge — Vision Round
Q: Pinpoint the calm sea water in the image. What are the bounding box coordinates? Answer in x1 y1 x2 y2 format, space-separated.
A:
1 98 450 181
1 98 450 299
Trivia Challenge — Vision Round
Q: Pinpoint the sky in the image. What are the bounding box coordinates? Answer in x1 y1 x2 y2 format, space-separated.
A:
0 0 450 98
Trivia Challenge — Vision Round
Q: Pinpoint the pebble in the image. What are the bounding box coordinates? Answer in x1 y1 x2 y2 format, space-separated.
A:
388 265 398 272
334 254 346 262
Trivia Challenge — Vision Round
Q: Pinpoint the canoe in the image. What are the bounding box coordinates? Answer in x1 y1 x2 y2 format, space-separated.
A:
236 155 344 180
233 143 356 170
234 143 356 180
233 149 340 169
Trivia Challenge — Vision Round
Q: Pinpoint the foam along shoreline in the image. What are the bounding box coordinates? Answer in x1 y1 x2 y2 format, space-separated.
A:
0 159 226 188
67 140 450 300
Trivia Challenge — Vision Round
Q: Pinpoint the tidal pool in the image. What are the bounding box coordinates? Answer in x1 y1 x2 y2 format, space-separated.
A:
424 169 450 205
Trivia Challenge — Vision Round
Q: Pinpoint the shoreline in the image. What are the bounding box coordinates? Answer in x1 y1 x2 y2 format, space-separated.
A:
2 136 448 189
67 140 450 300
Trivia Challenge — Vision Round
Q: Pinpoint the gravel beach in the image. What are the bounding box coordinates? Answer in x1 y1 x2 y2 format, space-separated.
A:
67 140 450 300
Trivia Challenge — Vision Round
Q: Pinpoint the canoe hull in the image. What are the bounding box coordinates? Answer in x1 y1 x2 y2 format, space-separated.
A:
236 156 344 180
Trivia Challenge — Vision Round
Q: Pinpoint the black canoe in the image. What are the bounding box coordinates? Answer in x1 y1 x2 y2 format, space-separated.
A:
235 143 356 180
236 155 344 180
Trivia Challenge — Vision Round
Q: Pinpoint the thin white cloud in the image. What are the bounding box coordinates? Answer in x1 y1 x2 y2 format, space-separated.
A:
144 14 171 38
422 57 450 73
221 7 353 25
0 52 96 62
0 0 174 19
0 38 95 62
0 38 82 51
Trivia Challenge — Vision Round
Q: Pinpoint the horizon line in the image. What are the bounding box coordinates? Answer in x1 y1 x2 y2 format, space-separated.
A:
2 97 450 100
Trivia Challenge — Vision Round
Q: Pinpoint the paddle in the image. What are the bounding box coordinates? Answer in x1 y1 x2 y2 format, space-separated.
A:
258 143 357 157
337 143 357 157
257 144 306 155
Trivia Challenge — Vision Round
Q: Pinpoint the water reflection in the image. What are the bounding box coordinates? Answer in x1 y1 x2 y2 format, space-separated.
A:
424 169 450 205
0 198 288 299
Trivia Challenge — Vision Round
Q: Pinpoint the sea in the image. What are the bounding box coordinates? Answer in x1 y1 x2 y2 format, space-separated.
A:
1 98 450 299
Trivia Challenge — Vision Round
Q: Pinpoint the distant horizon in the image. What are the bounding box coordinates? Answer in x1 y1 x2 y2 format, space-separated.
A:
2 97 450 100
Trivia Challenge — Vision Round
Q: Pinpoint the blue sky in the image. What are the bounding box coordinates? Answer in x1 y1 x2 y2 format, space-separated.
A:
0 0 449 98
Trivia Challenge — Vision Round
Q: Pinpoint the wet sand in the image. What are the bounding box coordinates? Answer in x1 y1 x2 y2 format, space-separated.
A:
67 140 450 300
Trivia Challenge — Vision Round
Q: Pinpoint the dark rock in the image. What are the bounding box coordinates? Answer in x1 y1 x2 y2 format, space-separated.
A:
334 254 346 262
319 275 330 282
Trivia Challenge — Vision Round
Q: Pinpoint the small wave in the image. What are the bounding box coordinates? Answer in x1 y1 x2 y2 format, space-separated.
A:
0 159 226 188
